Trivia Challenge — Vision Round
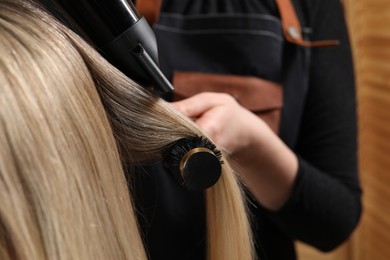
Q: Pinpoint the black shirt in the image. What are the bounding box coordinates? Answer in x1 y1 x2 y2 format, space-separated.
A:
133 0 362 259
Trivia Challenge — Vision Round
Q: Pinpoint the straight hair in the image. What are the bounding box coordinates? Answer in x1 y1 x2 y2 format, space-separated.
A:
0 1 255 259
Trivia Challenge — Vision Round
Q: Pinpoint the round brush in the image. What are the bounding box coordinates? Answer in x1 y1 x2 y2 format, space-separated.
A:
163 136 223 190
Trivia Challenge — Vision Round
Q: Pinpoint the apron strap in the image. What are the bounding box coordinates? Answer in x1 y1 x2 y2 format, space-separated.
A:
275 0 339 46
135 0 162 24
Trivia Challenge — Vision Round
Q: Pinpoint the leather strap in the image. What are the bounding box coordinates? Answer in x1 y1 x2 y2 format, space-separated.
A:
275 0 339 46
135 0 162 24
136 0 339 47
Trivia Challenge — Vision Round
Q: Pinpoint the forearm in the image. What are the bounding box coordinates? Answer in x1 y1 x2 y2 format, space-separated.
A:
230 118 298 211
263 157 361 251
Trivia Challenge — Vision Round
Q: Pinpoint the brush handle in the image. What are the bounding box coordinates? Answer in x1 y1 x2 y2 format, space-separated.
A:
163 136 222 190
180 148 221 190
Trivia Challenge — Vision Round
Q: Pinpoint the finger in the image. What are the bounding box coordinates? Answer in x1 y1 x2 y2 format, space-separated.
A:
171 92 235 118
195 112 220 140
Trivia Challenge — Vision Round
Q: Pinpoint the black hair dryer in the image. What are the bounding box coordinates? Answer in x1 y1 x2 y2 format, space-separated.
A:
50 0 173 94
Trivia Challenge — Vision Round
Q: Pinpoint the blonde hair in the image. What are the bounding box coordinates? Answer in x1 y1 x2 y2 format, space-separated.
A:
0 1 255 259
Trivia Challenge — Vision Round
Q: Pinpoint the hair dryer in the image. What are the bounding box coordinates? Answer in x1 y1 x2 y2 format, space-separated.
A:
41 0 173 94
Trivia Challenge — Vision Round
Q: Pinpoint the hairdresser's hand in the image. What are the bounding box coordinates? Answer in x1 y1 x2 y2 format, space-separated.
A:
172 92 267 156
172 92 298 211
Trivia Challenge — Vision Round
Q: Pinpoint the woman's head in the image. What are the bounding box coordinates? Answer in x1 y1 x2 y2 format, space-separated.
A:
0 1 255 259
